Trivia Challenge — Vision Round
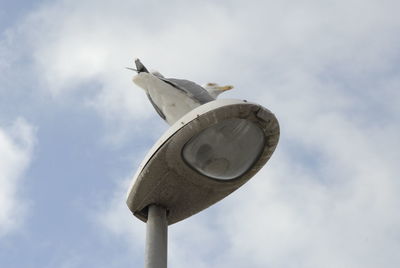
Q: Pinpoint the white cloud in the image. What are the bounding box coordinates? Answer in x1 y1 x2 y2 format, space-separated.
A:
7 0 400 267
217 131 400 267
15 0 398 127
93 177 146 268
0 118 35 236
12 0 237 130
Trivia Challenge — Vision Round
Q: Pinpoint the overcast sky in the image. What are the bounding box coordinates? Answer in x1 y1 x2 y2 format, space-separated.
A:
1 0 400 267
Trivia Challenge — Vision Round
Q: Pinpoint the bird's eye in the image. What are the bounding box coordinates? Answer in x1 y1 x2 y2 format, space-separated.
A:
207 83 217 86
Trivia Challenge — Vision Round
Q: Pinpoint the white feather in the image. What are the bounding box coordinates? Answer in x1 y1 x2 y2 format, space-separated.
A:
133 73 200 125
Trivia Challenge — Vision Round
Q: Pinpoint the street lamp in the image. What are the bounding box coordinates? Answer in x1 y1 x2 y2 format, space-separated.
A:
127 99 279 268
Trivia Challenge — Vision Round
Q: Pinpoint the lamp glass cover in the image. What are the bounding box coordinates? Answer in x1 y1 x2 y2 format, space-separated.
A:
182 118 265 180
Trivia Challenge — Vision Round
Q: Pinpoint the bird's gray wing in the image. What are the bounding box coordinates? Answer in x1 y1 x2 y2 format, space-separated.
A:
158 77 215 104
151 71 165 78
146 93 166 120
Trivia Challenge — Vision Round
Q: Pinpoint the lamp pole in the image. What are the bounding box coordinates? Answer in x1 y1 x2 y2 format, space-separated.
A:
145 204 168 268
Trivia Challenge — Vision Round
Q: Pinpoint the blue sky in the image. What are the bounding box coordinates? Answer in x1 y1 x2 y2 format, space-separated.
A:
1 0 400 267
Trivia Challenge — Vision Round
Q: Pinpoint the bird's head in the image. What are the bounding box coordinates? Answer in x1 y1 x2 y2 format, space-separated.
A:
203 83 234 98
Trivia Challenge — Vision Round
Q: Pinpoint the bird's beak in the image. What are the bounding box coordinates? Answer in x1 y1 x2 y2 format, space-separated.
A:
218 85 234 91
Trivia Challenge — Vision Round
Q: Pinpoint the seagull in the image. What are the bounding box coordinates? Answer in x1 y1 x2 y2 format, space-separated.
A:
128 59 233 125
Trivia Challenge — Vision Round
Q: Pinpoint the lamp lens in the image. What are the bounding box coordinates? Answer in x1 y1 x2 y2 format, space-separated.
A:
182 119 265 180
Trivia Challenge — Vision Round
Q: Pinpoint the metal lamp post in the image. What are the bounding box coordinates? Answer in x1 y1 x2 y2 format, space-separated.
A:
126 99 280 268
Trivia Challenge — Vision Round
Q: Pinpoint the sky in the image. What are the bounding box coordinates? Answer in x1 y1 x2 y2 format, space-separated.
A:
1 0 400 267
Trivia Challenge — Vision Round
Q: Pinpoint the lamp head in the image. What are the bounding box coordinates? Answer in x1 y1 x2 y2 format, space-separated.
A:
126 99 279 225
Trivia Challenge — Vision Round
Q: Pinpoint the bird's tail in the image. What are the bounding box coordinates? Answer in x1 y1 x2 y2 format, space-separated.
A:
135 58 149 73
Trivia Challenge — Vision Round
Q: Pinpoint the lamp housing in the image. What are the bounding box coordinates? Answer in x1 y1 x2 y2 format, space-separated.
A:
126 99 279 225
